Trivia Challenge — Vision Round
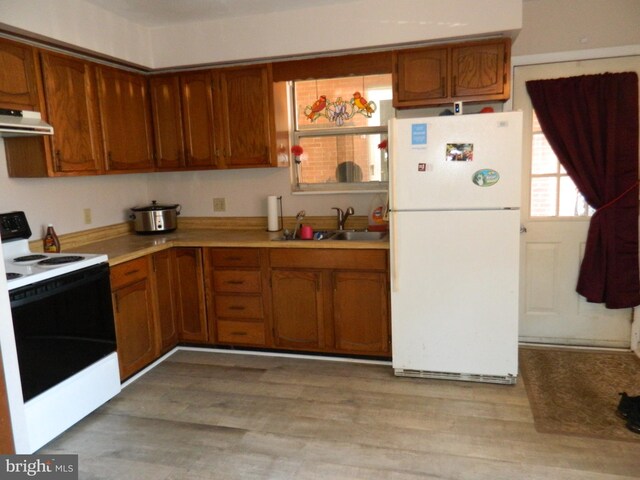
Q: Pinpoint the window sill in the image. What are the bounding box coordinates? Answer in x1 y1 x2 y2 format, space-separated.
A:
292 182 388 195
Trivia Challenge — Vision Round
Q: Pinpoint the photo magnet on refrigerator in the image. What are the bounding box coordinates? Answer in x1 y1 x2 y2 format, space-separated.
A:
472 169 500 187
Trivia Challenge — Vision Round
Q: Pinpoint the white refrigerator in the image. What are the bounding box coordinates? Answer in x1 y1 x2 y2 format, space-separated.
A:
389 111 522 384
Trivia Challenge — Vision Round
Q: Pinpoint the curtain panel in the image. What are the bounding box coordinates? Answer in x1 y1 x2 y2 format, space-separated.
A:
526 72 639 309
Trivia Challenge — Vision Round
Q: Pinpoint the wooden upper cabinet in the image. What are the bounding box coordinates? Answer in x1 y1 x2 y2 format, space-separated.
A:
40 51 104 174
451 40 509 100
96 66 154 172
180 71 218 168
149 75 185 170
393 47 448 107
0 37 40 111
216 64 276 168
393 38 510 108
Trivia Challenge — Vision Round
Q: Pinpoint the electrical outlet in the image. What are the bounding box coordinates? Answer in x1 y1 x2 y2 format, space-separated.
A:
213 197 226 212
83 208 92 224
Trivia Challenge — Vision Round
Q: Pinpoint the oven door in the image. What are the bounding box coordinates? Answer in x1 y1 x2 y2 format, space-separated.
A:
9 263 117 401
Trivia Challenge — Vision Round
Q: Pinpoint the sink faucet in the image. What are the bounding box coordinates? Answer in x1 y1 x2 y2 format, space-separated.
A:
332 206 354 230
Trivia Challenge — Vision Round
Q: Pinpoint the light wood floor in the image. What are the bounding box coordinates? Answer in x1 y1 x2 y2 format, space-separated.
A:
42 349 640 479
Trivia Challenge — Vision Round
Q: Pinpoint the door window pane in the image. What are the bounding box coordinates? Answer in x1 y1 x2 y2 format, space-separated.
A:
559 176 593 216
530 112 592 218
531 132 558 174
531 177 557 217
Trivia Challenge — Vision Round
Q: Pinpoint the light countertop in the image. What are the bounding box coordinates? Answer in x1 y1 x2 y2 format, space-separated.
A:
70 228 389 266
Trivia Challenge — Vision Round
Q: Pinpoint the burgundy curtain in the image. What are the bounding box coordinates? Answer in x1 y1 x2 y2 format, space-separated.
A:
526 72 639 309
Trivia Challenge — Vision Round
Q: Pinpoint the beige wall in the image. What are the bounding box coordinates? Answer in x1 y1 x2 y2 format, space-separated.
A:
514 0 640 57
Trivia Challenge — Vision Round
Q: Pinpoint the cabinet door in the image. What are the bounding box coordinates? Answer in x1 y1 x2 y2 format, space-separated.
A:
97 66 154 172
333 271 390 355
151 250 179 353
112 278 157 380
149 75 185 170
451 41 508 100
181 71 218 168
174 248 208 343
271 270 323 349
0 38 40 111
393 47 448 107
40 52 103 174
217 65 275 168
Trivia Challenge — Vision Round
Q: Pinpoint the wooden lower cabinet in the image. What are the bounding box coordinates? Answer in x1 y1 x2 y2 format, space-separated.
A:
174 248 208 343
269 248 391 357
271 270 324 349
204 248 269 347
0 354 15 454
110 257 158 380
151 249 179 353
333 271 390 354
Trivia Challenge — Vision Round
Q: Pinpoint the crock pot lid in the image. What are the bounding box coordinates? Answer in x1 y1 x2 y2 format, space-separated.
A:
131 200 180 211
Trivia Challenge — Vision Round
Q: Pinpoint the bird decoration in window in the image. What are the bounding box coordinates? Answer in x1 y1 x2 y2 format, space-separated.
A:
352 91 375 115
304 91 376 126
306 95 327 121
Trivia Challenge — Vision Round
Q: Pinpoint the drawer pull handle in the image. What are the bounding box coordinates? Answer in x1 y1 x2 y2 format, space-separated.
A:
231 331 247 336
226 280 245 285
124 269 140 276
229 306 246 311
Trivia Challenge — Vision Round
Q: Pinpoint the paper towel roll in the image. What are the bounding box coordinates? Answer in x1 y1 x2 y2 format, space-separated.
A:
267 196 280 231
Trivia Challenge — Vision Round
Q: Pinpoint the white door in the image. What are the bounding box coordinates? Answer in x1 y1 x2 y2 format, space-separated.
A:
513 57 639 348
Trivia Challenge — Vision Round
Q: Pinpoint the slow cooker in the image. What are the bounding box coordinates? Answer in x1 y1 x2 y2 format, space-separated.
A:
130 200 181 234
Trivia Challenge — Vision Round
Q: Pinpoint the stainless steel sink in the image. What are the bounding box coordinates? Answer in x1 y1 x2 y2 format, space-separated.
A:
272 230 336 241
330 231 388 241
272 229 388 242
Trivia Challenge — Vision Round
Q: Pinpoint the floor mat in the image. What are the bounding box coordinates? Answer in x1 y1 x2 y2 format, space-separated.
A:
519 347 640 442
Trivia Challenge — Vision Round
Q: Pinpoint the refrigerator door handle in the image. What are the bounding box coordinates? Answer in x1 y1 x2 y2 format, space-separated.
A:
391 212 399 293
389 122 398 212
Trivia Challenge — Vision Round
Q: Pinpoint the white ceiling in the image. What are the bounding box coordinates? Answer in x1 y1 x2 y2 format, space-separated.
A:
83 0 361 27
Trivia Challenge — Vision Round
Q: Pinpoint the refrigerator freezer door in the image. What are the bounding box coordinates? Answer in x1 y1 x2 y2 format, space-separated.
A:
390 209 519 381
389 112 522 211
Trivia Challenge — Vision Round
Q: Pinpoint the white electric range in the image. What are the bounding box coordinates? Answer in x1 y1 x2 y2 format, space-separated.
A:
0 211 120 453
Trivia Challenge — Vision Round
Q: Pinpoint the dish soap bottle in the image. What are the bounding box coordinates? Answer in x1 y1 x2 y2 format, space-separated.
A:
43 224 61 253
368 193 389 232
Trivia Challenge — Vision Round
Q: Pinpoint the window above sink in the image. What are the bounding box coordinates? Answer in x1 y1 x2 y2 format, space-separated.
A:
290 74 393 194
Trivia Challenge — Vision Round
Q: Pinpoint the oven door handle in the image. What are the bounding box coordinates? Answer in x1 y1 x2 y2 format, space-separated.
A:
9 263 110 308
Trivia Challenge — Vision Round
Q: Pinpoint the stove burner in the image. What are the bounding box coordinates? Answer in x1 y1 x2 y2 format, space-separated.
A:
13 254 47 263
6 272 22 280
37 255 85 266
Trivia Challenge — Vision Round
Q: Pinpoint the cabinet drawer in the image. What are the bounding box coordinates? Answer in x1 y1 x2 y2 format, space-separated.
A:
214 295 263 319
110 256 149 289
269 248 387 271
209 248 260 267
213 270 262 293
217 320 265 345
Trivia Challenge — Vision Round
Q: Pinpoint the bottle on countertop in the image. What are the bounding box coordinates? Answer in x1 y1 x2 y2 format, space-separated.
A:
43 224 61 253
368 193 389 232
